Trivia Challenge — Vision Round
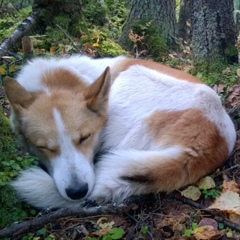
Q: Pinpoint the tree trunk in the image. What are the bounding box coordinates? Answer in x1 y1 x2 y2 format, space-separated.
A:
119 0 176 51
178 0 192 41
33 0 82 36
191 0 237 69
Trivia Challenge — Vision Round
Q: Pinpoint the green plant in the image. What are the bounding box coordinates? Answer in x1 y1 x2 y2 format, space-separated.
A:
141 225 149 235
184 222 198 237
202 188 221 199
86 227 125 240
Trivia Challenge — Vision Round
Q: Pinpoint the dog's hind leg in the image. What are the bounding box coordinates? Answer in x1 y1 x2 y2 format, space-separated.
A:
89 147 222 204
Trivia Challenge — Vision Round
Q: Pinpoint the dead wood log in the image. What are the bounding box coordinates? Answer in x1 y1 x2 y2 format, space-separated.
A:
0 9 41 58
0 203 133 239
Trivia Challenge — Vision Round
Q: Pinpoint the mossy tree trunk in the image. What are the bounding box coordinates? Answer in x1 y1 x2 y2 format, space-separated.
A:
178 0 192 41
191 0 237 70
33 0 82 36
119 0 176 51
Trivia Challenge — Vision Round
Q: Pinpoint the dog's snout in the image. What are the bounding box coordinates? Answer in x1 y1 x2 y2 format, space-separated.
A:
66 183 88 200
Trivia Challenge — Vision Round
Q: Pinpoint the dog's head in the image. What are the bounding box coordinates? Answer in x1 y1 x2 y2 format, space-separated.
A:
5 67 111 201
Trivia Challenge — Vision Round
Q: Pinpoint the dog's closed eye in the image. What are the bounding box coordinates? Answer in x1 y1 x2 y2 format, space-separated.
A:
79 134 91 145
38 146 57 153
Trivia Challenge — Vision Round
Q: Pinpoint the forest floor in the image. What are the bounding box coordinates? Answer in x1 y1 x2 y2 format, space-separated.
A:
0 48 240 240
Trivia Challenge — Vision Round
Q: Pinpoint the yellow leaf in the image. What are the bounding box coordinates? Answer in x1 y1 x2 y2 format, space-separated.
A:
93 43 100 48
0 67 6 75
194 226 224 240
197 176 216 190
10 65 16 73
99 221 115 229
181 186 201 201
50 46 57 53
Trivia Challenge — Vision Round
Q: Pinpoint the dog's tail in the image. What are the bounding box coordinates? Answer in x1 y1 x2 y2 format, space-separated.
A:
90 147 225 203
11 167 83 209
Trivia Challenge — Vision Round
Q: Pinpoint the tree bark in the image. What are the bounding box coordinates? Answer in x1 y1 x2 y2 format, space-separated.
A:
191 0 237 68
33 0 82 36
119 0 176 50
178 0 192 41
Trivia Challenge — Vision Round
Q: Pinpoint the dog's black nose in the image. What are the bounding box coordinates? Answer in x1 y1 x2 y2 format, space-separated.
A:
66 183 88 200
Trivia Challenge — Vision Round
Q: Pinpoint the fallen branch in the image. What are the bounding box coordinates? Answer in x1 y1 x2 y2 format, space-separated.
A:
0 203 132 239
0 9 41 58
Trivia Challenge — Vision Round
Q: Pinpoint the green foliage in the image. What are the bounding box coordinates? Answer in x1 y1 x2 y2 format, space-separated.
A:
87 227 125 240
141 225 149 235
0 6 32 42
83 0 127 32
100 39 127 57
0 107 38 228
202 188 221 199
191 59 238 87
184 222 198 237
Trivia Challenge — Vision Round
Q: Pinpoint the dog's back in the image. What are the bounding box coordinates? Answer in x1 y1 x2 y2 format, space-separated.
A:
5 56 236 208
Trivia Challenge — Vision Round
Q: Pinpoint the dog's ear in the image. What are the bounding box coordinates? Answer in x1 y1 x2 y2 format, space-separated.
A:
84 67 111 113
5 77 35 112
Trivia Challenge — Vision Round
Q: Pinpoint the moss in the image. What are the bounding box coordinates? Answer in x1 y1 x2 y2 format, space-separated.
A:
0 107 15 161
53 15 72 29
0 107 38 228
100 39 127 57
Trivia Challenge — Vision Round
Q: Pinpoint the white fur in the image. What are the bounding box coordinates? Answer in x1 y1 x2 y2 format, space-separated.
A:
11 56 236 209
51 108 95 200
91 147 184 203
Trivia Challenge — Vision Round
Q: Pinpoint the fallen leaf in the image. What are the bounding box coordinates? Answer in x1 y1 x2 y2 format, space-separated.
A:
198 218 218 229
222 181 240 193
237 68 240 77
181 186 201 201
222 67 231 74
90 228 111 237
194 226 224 240
197 176 216 190
209 187 240 224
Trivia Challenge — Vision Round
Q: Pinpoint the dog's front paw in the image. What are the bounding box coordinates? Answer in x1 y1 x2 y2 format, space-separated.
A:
89 177 133 204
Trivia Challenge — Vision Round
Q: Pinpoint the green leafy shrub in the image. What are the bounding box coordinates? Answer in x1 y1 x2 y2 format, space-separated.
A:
0 6 32 42
100 39 127 57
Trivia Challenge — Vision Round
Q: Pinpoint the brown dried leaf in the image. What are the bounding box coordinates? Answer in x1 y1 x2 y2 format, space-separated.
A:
209 191 240 216
222 181 240 193
198 218 218 229
222 67 232 74
194 226 224 240
90 228 111 237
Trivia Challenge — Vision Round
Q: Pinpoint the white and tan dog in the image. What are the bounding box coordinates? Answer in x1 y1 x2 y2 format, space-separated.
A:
5 56 236 209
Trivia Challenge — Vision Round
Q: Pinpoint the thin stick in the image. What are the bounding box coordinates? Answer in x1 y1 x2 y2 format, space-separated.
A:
55 24 82 53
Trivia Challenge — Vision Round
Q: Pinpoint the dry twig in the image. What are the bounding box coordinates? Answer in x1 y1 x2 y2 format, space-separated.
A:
0 203 132 239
